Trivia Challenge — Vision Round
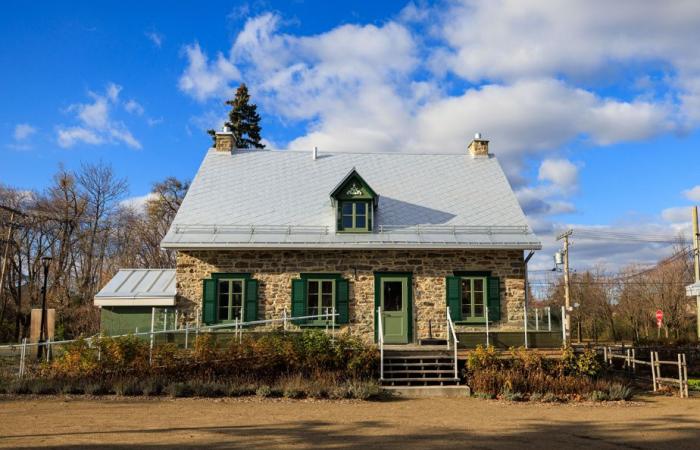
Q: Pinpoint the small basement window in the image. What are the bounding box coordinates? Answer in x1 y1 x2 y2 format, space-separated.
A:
218 278 245 322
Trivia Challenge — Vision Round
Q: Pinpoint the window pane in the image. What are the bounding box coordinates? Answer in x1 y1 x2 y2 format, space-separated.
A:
474 289 485 318
461 279 472 317
321 281 332 294
355 202 366 215
383 281 403 311
342 203 353 214
342 215 353 228
308 281 319 295
474 278 484 292
218 280 229 320
308 281 319 318
355 215 366 228
232 280 243 294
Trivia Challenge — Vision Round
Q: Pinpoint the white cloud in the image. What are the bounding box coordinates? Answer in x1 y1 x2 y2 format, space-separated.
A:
145 31 164 48
124 99 145 116
57 83 142 149
538 159 579 191
683 185 700 202
178 42 240 102
661 206 693 224
120 192 158 211
13 123 37 141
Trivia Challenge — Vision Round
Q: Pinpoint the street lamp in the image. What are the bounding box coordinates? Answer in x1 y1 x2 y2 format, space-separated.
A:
37 255 52 359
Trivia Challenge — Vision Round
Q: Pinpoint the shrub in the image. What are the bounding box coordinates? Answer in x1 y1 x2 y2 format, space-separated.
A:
588 390 609 402
85 382 112 396
31 379 60 395
540 393 558 403
61 383 85 395
280 375 307 399
8 379 32 395
142 379 164 396
348 380 382 400
255 385 272 398
192 381 227 398
114 380 143 396
473 391 496 400
228 383 256 397
501 389 525 402
607 383 633 401
529 392 543 402
168 382 194 398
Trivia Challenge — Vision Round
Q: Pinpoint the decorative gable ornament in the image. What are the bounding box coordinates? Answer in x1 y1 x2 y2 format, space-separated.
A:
345 182 363 197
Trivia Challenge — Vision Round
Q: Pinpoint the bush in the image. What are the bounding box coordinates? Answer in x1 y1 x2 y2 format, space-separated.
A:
473 391 496 400
540 393 558 403
85 382 112 396
348 380 382 400
168 382 194 398
8 379 32 395
192 381 227 398
61 383 85 395
142 379 164 396
501 389 525 402
255 385 272 398
114 380 143 396
31 379 60 395
588 390 609 402
607 383 633 401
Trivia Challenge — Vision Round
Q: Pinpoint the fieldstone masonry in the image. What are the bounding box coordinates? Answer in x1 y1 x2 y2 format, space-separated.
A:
176 249 525 343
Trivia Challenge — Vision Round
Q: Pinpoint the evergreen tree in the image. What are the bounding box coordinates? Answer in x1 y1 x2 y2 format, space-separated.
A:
208 83 265 149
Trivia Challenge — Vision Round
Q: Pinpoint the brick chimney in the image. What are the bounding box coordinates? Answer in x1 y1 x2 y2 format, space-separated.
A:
468 132 489 157
214 126 234 152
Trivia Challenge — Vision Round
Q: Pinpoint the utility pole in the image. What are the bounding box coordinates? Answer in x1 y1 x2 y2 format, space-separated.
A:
557 229 573 345
693 207 700 341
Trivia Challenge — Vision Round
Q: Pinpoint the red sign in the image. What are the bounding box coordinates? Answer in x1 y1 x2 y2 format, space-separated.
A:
656 310 663 328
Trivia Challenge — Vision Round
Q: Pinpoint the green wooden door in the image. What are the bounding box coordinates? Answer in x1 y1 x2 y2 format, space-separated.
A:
380 277 409 344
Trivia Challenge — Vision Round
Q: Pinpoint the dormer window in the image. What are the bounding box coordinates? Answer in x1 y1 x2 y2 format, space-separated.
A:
330 168 378 233
341 200 370 231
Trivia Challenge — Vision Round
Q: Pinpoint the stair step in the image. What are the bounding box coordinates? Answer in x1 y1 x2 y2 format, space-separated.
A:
384 355 454 361
383 362 454 367
384 369 455 374
382 377 460 383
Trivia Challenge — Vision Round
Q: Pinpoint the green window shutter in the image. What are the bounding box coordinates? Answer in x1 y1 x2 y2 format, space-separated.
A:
487 276 501 322
202 278 217 325
446 276 462 321
291 278 307 322
245 278 258 322
336 278 349 324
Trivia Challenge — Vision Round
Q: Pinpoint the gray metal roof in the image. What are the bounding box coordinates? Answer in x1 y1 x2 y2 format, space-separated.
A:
162 149 541 250
94 269 176 306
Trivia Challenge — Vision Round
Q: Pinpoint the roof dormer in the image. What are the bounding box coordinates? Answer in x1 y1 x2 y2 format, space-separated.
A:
330 168 378 233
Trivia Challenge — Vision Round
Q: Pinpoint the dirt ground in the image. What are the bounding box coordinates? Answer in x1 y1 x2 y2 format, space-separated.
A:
1 394 699 449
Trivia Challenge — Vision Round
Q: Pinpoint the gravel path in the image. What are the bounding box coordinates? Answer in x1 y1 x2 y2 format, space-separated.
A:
1 394 699 449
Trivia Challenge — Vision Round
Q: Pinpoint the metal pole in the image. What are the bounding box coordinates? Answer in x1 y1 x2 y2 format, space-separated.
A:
651 351 657 392
331 307 336 342
547 306 551 331
46 338 51 363
557 230 573 343
149 307 155 365
19 337 27 378
185 323 189 349
0 212 14 317
283 307 288 331
535 308 539 331
163 308 168 332
485 304 490 347
523 302 528 349
692 206 700 341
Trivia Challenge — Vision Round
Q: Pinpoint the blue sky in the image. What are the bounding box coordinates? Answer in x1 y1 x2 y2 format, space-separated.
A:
2 1 700 269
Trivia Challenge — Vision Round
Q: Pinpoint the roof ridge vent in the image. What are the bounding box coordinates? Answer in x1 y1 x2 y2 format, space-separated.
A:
312 146 318 160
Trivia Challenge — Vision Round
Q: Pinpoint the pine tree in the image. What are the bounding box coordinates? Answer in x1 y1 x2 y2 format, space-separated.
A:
208 83 265 149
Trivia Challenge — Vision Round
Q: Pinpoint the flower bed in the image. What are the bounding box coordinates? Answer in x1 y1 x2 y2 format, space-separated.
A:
464 346 634 402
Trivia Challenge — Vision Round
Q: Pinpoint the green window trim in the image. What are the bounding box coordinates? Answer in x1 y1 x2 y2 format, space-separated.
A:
216 277 246 323
306 278 336 324
338 200 373 232
291 273 349 325
447 273 500 324
202 273 258 325
459 276 488 323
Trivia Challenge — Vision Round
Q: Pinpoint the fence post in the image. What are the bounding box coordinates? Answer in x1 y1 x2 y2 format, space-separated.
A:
332 307 336 343
682 353 688 398
46 338 51 363
485 305 490 347
523 304 528 349
535 308 539 331
651 351 657 392
283 308 288 331
625 348 630 371
163 308 168 332
677 354 684 398
18 337 27 378
547 307 551 332
603 346 607 364
631 348 636 372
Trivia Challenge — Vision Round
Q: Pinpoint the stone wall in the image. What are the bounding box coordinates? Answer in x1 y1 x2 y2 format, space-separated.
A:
176 249 525 343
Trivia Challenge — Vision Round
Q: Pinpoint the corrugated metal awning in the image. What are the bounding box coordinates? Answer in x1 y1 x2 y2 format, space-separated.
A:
94 269 176 307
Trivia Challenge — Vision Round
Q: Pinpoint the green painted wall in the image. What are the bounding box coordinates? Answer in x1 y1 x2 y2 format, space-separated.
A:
100 306 174 336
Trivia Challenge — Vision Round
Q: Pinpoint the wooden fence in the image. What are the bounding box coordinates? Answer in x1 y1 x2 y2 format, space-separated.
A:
600 346 689 398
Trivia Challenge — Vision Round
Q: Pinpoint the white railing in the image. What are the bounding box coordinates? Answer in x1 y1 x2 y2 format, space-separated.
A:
0 310 339 379
446 307 459 380
377 307 384 381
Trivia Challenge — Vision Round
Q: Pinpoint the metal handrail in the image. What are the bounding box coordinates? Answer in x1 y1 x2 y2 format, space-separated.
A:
377 307 384 381
446 307 459 380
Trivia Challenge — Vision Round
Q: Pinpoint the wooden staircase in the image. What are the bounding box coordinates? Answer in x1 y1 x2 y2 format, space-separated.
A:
381 347 460 387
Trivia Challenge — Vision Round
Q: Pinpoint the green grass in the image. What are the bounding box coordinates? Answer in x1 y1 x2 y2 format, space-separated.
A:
688 379 700 391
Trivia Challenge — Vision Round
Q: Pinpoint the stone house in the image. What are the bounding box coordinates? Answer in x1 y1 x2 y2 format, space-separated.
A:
96 131 541 345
